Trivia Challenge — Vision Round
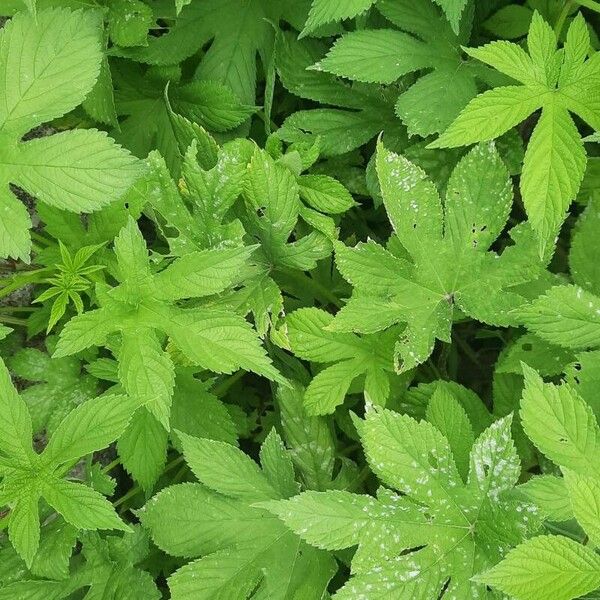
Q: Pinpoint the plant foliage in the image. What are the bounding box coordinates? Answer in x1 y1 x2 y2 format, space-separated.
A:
0 0 600 598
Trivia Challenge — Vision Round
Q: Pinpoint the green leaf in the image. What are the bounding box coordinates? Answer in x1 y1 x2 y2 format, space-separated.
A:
118 407 168 492
432 12 599 248
570 197 600 295
0 8 102 137
312 0 481 136
518 475 572 521
433 0 468 34
315 29 430 84
468 414 520 501
426 386 474 479
42 394 138 467
8 344 98 436
259 429 299 498
16 129 141 213
118 328 175 430
153 246 255 301
163 310 284 382
519 285 600 350
170 370 237 447
282 307 395 412
520 365 600 477
263 488 424 554
361 408 462 501
113 0 305 106
298 174 354 214
42 479 129 532
430 85 545 148
0 581 64 600
0 8 141 261
0 360 34 466
276 383 336 491
484 5 533 39
564 470 600 547
108 0 154 47
332 141 534 371
520 101 587 248
140 435 336 599
0 189 31 263
477 535 600 600
177 432 280 501
266 408 532 597
170 81 256 132
301 0 376 36
8 488 41 568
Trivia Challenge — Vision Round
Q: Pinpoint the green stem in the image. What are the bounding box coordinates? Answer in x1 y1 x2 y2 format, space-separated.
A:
554 0 574 36
212 369 246 397
0 306 36 313
452 332 482 370
30 231 52 246
0 315 27 326
101 458 121 474
577 0 600 13
114 455 185 511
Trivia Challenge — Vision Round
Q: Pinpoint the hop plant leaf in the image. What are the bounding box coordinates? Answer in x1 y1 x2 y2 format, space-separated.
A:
0 8 142 262
330 140 541 371
0 358 137 567
0 527 160 599
275 31 403 156
54 217 282 431
431 12 600 250
478 366 600 599
264 408 537 598
112 0 308 105
311 0 483 137
279 307 396 414
139 430 337 599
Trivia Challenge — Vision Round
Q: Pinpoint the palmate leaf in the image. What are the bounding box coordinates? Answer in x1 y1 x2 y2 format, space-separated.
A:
112 0 309 105
481 366 600 599
279 307 396 414
139 431 336 599
147 140 248 253
0 358 136 567
51 217 281 491
54 217 282 433
265 409 536 598
311 0 481 137
331 140 541 371
61 528 160 599
0 527 161 600
112 63 255 175
231 147 334 334
275 31 403 156
0 8 141 262
431 12 599 250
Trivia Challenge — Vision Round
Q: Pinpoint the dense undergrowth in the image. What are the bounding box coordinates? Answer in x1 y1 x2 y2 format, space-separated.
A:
0 0 600 598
